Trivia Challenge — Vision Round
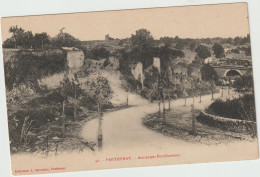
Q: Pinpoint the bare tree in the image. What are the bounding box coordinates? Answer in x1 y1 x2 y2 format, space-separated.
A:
19 116 33 151
72 73 81 121
59 70 74 138
88 74 113 143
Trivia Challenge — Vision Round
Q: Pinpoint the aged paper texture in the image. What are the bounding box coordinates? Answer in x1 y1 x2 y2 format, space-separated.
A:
1 2 258 175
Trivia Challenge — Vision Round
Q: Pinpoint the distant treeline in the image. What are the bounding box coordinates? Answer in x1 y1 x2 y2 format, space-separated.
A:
157 34 251 50
3 25 251 50
2 26 81 49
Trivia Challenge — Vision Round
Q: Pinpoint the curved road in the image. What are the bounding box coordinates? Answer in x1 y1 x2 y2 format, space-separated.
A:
81 75 258 164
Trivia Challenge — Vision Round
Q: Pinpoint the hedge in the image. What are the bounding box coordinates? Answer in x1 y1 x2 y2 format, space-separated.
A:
196 111 256 136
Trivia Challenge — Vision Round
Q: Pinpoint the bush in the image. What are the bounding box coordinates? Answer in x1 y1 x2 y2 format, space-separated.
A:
233 75 254 93
207 94 256 121
212 43 224 58
195 45 211 61
200 64 218 82
103 59 110 67
231 48 240 54
87 45 110 60
197 111 256 136
4 50 66 91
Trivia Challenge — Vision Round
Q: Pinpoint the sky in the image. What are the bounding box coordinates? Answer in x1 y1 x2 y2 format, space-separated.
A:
1 2 250 42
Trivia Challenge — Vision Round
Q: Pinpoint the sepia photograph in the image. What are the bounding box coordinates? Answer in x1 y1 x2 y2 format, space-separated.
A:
0 2 259 175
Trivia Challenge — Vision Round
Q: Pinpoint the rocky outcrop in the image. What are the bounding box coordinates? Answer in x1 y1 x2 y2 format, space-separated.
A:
131 62 144 89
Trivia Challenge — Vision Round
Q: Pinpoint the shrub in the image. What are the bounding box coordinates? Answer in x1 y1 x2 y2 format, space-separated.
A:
197 111 256 136
200 64 218 82
87 45 110 60
4 50 66 91
207 94 256 122
231 48 240 54
233 75 254 93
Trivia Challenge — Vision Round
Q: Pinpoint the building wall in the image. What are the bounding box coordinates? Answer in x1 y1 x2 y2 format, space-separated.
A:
67 50 84 69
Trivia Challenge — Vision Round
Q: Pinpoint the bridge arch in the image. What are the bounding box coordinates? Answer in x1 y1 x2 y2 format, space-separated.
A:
223 69 243 77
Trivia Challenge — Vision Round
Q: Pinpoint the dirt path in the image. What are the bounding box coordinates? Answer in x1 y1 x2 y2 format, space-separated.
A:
11 79 258 173
81 91 220 149
81 76 258 163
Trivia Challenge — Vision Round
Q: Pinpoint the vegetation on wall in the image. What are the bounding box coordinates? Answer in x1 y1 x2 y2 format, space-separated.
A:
4 50 67 91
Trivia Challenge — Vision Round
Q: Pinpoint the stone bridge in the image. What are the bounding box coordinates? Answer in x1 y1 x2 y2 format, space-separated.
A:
212 65 252 78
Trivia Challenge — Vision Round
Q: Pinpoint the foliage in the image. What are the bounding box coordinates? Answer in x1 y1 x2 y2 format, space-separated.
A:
59 70 75 100
2 38 15 48
155 46 184 71
245 46 251 56
4 50 66 91
197 111 256 136
189 42 197 51
3 25 81 49
230 48 240 54
186 60 201 79
8 90 64 153
233 34 251 46
4 26 33 48
115 49 132 73
197 80 210 95
6 84 35 105
130 29 154 51
51 32 81 48
175 41 185 50
195 45 211 62
190 77 200 96
22 31 34 48
212 43 224 58
207 94 256 122
201 38 212 45
233 75 254 93
90 45 110 60
237 46 251 56
8 25 25 48
88 75 113 109
200 64 218 82
159 37 174 47
127 29 156 69
33 33 50 49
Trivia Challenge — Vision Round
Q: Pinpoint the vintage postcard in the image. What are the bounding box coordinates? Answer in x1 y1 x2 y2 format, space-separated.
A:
1 2 258 175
